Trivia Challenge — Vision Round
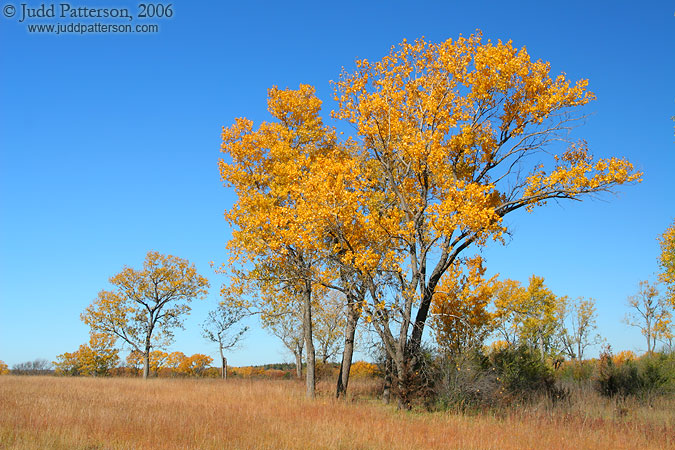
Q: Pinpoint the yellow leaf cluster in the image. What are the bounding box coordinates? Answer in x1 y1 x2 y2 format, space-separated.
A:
658 219 675 307
54 333 119 376
431 256 497 353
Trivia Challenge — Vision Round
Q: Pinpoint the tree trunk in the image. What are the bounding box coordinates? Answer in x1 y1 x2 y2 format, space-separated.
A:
222 356 227 380
302 280 315 398
294 346 303 379
143 349 150 380
382 352 393 404
538 328 545 360
336 303 358 398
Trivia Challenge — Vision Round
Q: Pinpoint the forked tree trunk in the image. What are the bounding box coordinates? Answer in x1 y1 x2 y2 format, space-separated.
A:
336 303 359 398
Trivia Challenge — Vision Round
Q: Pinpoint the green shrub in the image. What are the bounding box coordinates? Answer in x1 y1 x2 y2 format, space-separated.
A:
489 345 560 401
595 347 674 399
637 352 674 397
432 345 568 411
557 360 595 383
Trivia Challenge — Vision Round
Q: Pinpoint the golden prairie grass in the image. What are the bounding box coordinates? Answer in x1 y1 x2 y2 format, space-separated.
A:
0 376 673 449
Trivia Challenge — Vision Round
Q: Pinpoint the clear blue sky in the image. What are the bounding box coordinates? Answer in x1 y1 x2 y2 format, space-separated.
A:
1 1 673 368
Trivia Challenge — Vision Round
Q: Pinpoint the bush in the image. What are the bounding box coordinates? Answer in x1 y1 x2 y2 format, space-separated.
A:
433 351 500 411
432 345 567 411
638 354 671 396
350 361 380 379
595 347 674 400
489 345 562 402
557 359 596 383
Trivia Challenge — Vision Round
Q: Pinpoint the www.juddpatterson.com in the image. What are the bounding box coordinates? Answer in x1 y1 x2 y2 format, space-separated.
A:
26 21 159 34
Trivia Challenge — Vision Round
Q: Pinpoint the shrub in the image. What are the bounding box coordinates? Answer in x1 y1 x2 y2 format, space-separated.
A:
636 352 674 397
613 350 636 366
489 345 561 402
350 361 380 379
433 351 500 411
595 347 674 400
557 359 595 383
432 345 568 411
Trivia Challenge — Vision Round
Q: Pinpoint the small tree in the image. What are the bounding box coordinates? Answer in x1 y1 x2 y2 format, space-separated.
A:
202 302 249 379
313 290 346 364
261 301 305 379
178 354 213 377
493 275 566 359
431 256 497 356
624 280 672 354
165 351 186 376
82 251 209 379
559 297 603 362
0 360 10 375
54 333 119 376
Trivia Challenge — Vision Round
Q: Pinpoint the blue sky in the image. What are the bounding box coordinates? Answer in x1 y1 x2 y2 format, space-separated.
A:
1 1 673 368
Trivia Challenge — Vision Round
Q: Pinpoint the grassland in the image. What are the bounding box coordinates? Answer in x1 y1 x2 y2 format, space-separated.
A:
0 376 673 449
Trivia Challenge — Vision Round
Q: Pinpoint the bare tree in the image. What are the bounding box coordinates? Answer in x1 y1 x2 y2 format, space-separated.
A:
261 302 305 379
314 290 346 364
559 297 603 362
624 280 672 354
12 359 53 375
202 303 249 379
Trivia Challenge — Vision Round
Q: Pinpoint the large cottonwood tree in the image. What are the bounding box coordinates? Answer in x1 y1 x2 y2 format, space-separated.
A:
331 34 639 405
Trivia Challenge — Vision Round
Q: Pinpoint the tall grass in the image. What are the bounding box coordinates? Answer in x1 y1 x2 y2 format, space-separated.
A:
0 376 672 449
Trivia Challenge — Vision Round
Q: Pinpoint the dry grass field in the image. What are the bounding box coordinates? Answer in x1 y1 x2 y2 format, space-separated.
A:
0 376 673 449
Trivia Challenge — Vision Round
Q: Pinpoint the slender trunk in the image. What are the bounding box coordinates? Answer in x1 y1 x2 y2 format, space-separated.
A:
143 349 150 380
302 280 315 398
336 305 358 398
218 342 226 380
538 328 545 360
295 346 303 379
